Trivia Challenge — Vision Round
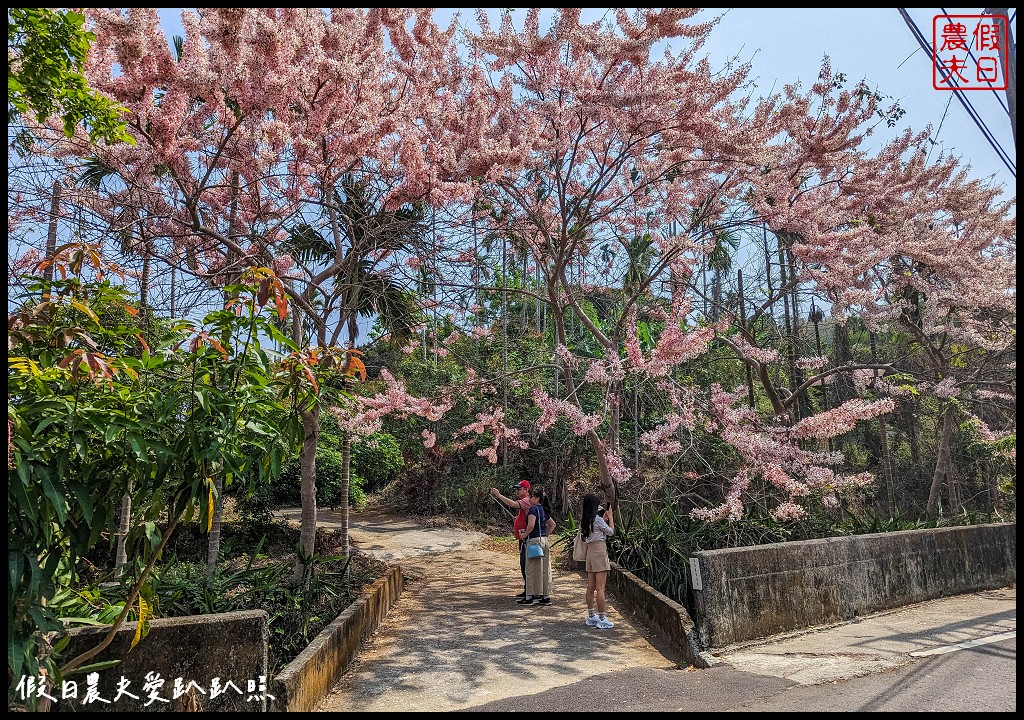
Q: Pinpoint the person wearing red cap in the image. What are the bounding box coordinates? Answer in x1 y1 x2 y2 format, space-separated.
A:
490 479 532 598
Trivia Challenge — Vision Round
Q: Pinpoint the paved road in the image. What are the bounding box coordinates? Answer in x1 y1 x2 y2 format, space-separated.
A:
276 507 1016 712
278 507 679 712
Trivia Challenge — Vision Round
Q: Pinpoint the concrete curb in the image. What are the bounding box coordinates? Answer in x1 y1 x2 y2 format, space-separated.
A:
270 565 404 712
606 561 716 668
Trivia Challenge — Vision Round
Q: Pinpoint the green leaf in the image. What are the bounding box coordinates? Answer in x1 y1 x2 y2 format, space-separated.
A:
33 416 57 436
72 432 88 459
16 460 31 486
40 474 69 525
65 659 123 675
9 552 26 594
70 482 94 525
129 434 147 460
10 477 35 523
144 521 161 552
59 616 108 626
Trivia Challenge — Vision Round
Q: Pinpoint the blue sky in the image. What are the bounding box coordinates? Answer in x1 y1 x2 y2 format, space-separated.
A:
690 8 1016 198
154 7 1017 199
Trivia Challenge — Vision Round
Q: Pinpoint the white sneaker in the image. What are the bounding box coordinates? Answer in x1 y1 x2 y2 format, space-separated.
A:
585 615 598 626
595 617 614 629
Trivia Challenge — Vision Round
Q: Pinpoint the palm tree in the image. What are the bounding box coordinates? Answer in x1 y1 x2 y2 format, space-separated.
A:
706 229 739 321
283 174 425 561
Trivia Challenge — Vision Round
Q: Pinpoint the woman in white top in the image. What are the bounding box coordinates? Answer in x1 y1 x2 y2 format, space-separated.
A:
580 492 615 629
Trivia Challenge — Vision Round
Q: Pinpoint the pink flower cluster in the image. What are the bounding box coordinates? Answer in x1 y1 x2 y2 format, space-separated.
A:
531 389 603 436
449 406 529 464
731 337 780 366
401 339 421 354
645 324 716 377
338 369 454 436
687 385 887 522
795 356 829 370
690 470 750 522
554 344 579 370
640 412 696 456
584 355 625 385
598 442 632 484
789 398 896 440
931 377 959 400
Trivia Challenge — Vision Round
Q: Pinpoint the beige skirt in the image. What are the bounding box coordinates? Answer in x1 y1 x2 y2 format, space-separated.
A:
585 538 610 573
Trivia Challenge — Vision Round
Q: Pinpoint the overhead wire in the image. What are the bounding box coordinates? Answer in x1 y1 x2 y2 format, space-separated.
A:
897 8 1016 177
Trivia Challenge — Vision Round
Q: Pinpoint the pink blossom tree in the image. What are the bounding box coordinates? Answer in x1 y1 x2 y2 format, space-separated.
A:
451 9 1014 520
732 64 1017 517
39 8 478 560
24 7 1013 531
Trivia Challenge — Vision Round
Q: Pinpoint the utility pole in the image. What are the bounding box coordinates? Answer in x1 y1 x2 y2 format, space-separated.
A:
984 8 1017 146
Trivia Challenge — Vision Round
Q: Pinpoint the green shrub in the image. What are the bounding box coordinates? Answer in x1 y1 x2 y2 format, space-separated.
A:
352 433 404 492
270 447 366 509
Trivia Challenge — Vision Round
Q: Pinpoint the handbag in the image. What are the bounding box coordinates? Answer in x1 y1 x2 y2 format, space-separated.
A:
572 531 587 562
525 507 546 558
526 539 544 558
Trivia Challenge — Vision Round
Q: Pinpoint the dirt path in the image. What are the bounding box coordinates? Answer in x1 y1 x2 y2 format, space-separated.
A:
275 506 682 712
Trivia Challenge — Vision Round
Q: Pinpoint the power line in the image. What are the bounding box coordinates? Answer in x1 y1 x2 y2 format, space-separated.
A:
897 8 1016 177
912 10 1016 173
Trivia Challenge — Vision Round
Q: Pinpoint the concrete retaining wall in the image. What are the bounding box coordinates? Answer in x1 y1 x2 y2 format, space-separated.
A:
607 563 715 668
269 565 404 712
55 610 268 712
691 523 1016 648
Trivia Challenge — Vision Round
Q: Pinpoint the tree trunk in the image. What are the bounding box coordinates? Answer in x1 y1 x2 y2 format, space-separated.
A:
535 262 542 332
879 417 895 517
927 403 955 517
906 396 921 469
298 406 320 566
633 381 640 472
948 464 965 514
786 245 808 420
114 484 132 576
340 429 351 556
169 266 177 317
206 474 224 581
43 181 61 285
985 460 998 510
833 322 855 402
207 172 243 579
711 267 722 321
140 241 152 308
777 237 797 423
738 269 755 408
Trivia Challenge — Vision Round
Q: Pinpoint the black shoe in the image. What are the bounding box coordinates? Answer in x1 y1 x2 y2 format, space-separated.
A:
537 597 552 606
516 596 535 605
514 591 527 598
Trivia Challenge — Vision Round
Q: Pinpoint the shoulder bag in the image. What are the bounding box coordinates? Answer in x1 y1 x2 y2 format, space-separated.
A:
572 530 587 561
526 508 546 558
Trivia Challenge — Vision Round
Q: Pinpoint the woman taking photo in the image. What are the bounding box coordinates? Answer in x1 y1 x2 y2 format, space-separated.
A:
517 487 555 606
580 493 614 628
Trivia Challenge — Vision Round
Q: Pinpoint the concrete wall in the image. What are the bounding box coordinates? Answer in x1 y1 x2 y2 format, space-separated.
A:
55 610 268 712
691 523 1016 648
607 563 715 668
269 565 404 712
